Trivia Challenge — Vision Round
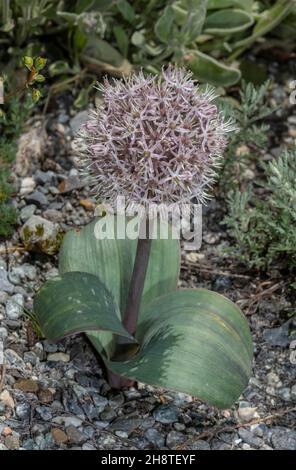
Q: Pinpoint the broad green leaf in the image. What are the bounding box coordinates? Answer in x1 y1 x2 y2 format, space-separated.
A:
59 216 180 359
75 0 95 14
57 11 78 26
49 60 72 77
172 0 208 42
113 25 129 57
81 37 132 76
117 0 135 24
207 0 254 11
204 9 254 34
234 0 294 49
34 271 133 342
185 50 241 86
155 1 207 46
106 289 253 408
83 38 124 68
59 216 180 313
155 5 175 44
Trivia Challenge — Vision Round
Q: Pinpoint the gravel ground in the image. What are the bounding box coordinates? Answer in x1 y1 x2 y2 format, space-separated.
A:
0 62 296 450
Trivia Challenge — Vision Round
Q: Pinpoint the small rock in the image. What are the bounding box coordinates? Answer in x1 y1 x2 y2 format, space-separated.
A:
174 422 186 431
263 320 294 347
66 425 88 444
20 177 36 196
32 342 44 360
9 265 36 284
191 440 211 450
58 112 69 124
34 170 56 185
0 291 8 304
62 417 83 428
266 372 281 387
213 276 232 292
153 404 179 424
110 414 141 434
0 390 15 409
2 426 12 436
5 349 25 370
91 394 108 412
145 428 165 448
0 327 8 340
25 190 49 209
291 384 296 400
20 215 59 255
0 267 14 294
203 232 220 244
238 406 257 422
35 406 53 421
43 340 58 353
58 175 84 193
47 352 70 363
4 435 20 450
271 428 296 450
288 115 296 125
51 428 68 444
238 429 263 449
48 186 59 195
5 293 24 320
14 378 39 393
70 110 89 134
20 204 36 222
166 430 184 449
43 209 63 223
16 403 31 419
172 392 193 406
277 387 291 401
82 442 96 450
108 393 124 409
38 388 54 404
79 199 95 211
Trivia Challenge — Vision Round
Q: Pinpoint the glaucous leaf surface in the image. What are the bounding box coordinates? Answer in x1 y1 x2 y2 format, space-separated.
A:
106 289 253 408
34 271 133 342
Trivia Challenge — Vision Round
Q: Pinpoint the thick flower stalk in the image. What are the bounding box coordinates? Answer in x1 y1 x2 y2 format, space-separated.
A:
76 66 234 208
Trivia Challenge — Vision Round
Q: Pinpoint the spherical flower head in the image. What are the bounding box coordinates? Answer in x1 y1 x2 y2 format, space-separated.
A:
75 66 234 207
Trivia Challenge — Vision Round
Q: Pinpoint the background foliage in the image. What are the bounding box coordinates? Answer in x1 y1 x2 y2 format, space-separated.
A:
1 0 295 88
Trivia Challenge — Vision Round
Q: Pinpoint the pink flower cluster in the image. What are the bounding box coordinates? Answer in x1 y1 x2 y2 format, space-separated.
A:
76 66 234 206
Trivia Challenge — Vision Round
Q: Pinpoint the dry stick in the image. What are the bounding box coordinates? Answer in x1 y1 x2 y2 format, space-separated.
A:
180 406 296 448
0 246 26 255
0 362 7 393
182 262 253 280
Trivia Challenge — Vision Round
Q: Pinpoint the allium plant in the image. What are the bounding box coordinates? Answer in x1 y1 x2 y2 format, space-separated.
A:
77 67 233 207
34 67 252 408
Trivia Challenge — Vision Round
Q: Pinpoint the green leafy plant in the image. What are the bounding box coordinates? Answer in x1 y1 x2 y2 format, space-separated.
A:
224 148 296 270
0 55 46 238
0 0 294 88
219 80 273 190
111 0 293 85
33 68 253 408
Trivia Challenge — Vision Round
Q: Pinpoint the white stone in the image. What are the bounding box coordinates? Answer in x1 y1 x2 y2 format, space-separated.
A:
5 293 24 320
47 352 70 363
0 390 15 409
20 177 36 196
